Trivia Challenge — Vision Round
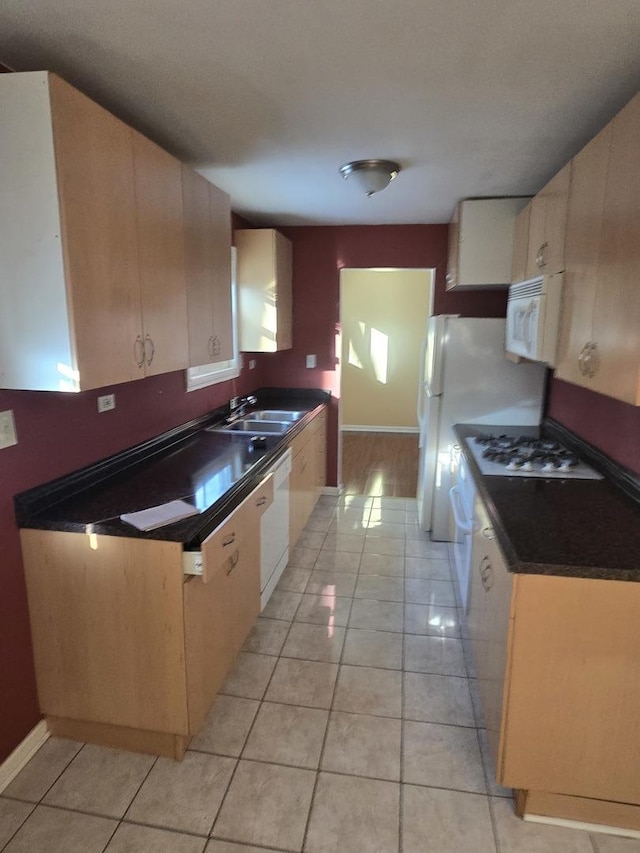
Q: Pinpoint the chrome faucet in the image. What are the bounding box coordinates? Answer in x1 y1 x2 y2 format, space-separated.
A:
231 395 257 419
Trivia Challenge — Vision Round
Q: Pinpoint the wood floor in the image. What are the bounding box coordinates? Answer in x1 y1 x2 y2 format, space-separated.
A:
341 431 419 498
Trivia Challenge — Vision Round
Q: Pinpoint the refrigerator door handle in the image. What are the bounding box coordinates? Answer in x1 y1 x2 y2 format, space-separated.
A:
417 331 429 427
449 486 474 533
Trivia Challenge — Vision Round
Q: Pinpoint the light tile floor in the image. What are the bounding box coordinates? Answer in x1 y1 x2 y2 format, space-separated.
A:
1 494 639 852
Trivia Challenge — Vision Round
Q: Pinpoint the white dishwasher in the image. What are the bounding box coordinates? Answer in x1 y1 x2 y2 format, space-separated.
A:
260 449 292 609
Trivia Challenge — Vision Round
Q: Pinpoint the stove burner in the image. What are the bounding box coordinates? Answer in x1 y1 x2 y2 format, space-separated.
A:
469 434 601 480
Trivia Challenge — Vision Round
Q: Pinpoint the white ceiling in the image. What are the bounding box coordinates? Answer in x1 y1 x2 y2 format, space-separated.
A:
1 0 639 226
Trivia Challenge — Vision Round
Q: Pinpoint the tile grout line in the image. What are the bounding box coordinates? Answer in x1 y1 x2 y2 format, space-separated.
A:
207 589 304 842
113 751 160 851
0 799 36 853
298 502 366 853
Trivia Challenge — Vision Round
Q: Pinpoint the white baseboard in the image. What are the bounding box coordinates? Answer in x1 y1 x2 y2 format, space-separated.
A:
322 486 342 496
341 425 419 434
0 720 49 793
524 813 640 839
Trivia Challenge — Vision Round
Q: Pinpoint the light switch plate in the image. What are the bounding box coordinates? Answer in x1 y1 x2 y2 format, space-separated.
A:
306 354 317 369
0 409 17 449
97 394 116 413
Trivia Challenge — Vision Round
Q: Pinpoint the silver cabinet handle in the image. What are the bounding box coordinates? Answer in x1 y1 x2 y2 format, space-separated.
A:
536 242 548 269
481 526 495 540
208 336 214 358
134 335 144 368
211 335 221 357
226 549 239 575
144 334 155 366
222 532 236 547
256 496 267 507
479 555 494 591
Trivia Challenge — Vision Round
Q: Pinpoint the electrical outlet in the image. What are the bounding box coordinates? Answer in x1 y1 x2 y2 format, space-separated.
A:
249 359 256 370
306 354 317 369
97 394 116 413
230 396 240 411
0 409 17 449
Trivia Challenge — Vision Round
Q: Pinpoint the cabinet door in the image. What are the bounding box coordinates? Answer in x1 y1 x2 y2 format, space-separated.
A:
184 477 271 733
275 230 293 350
209 182 233 363
289 445 308 547
49 75 143 390
132 131 189 376
314 413 327 501
511 203 531 283
237 229 293 352
590 92 640 405
468 495 513 768
445 203 460 290
182 166 215 367
554 124 611 388
525 165 570 278
21 530 188 735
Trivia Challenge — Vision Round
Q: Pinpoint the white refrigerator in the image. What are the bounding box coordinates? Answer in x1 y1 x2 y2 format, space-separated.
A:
417 316 547 540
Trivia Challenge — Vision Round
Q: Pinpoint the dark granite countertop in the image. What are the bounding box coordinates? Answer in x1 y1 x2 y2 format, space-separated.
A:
454 422 640 582
15 388 329 549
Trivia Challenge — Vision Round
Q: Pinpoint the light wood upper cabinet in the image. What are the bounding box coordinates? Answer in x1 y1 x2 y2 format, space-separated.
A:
555 91 640 405
446 198 528 290
0 71 192 392
49 74 144 391
554 123 611 389
132 130 189 377
510 203 531 284
235 229 293 352
182 167 233 367
209 182 234 363
516 162 571 282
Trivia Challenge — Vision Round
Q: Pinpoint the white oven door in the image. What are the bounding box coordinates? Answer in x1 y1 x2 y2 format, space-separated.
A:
506 295 544 360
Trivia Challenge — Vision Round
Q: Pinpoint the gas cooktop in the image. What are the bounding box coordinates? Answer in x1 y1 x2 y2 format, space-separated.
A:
466 434 603 479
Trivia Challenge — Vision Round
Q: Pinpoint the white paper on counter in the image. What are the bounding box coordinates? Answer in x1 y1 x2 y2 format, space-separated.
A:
120 500 200 531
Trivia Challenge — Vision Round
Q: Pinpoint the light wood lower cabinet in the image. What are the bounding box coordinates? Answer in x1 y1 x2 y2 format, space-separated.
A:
468 488 640 827
20 475 272 759
289 408 327 546
467 494 513 763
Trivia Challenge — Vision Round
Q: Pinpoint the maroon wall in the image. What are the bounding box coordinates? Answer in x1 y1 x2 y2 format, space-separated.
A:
548 379 640 475
259 224 508 487
0 362 266 762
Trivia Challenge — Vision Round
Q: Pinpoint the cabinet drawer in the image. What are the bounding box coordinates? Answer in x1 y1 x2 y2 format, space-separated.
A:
199 474 273 582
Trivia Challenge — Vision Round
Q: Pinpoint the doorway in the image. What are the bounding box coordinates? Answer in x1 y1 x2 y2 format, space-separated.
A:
338 268 434 496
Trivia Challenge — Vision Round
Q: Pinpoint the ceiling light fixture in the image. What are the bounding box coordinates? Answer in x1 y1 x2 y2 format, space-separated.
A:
339 159 401 197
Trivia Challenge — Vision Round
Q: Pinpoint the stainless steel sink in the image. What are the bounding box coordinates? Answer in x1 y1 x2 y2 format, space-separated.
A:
210 419 290 434
249 410 304 422
229 420 290 433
